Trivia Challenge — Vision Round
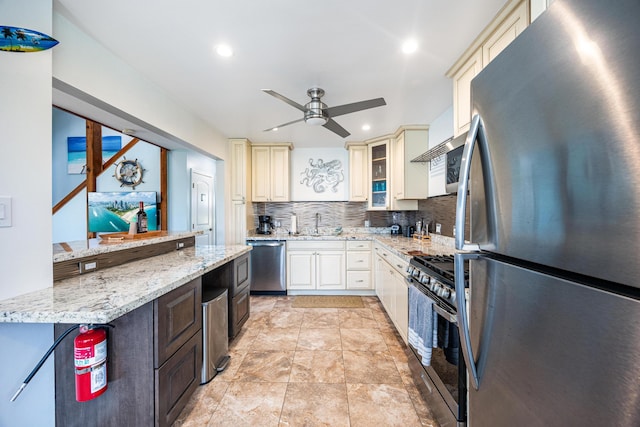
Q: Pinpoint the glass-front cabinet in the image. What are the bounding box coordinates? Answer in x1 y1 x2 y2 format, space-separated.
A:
368 140 389 210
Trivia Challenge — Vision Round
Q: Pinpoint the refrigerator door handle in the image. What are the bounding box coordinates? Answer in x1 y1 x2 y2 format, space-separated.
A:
455 114 489 251
455 252 481 390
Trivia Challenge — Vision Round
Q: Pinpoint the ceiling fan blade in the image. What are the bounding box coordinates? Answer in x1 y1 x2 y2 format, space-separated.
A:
262 89 307 112
325 97 386 118
323 119 351 138
262 117 305 132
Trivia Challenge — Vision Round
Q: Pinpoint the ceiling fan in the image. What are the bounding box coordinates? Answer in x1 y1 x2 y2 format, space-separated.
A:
262 87 386 138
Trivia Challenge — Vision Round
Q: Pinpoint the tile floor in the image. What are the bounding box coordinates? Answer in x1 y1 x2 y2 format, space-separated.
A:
173 295 439 427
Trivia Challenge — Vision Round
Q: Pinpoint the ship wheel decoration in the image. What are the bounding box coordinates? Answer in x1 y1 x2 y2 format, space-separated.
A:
113 157 145 189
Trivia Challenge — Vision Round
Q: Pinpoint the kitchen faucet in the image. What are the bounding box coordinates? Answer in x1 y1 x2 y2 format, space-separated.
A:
315 213 320 234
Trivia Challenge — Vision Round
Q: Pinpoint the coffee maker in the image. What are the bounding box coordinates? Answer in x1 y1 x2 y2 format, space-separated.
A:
257 215 273 234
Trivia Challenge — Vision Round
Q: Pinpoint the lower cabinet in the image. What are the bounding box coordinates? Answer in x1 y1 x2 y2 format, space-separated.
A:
54 277 202 427
374 244 409 343
203 252 251 338
346 240 373 290
287 240 346 290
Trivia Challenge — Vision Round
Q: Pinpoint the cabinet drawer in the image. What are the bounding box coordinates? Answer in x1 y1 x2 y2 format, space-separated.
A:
288 240 345 251
347 271 372 290
346 240 372 250
230 286 250 338
155 277 202 367
233 252 251 295
346 251 372 270
155 330 202 427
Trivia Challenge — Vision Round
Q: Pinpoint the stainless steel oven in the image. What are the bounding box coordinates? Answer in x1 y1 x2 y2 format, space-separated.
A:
406 255 468 427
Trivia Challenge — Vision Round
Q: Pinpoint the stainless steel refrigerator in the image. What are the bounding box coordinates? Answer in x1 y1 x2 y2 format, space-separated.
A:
453 0 640 425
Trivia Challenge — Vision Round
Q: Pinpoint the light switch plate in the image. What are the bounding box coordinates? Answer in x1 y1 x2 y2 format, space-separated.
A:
0 196 11 227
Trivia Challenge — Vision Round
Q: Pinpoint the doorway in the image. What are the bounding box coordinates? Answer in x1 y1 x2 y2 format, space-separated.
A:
191 169 215 246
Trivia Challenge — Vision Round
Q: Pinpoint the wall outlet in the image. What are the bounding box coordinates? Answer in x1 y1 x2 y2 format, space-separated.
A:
435 223 442 234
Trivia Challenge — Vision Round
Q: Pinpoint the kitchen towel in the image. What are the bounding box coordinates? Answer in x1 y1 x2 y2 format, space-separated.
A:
408 285 438 366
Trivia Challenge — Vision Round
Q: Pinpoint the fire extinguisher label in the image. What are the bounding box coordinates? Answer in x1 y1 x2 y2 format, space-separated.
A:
90 361 107 394
75 340 107 367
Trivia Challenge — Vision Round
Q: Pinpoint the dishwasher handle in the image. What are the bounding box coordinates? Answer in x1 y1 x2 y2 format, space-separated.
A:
247 241 285 247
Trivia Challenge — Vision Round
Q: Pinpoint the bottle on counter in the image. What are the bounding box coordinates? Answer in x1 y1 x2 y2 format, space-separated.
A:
136 201 148 233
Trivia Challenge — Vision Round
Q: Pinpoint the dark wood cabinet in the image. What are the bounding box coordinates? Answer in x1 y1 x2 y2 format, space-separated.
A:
154 278 202 367
155 330 202 427
54 277 202 427
203 252 251 338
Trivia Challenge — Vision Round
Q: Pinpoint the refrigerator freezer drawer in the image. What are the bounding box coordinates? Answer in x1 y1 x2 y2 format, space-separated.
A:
468 256 640 427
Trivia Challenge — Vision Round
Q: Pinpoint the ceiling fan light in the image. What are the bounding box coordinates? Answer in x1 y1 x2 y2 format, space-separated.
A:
306 116 328 126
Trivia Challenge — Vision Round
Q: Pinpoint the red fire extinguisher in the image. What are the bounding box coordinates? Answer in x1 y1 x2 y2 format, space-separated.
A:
74 325 108 402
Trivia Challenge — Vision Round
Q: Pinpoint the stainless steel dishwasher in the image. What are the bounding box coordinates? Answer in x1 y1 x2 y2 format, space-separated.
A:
247 240 286 294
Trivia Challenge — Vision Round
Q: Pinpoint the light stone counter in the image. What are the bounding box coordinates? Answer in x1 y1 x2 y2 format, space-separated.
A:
247 228 456 261
52 231 201 262
0 245 251 324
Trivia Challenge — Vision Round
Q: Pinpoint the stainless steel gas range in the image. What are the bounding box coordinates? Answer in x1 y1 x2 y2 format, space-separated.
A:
405 255 469 427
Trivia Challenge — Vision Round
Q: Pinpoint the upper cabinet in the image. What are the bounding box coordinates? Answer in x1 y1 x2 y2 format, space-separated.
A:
447 0 531 136
251 143 292 202
345 142 368 202
230 138 251 202
366 128 425 211
393 127 429 200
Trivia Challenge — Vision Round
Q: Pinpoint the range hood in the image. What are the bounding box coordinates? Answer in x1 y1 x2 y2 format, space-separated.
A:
411 131 468 163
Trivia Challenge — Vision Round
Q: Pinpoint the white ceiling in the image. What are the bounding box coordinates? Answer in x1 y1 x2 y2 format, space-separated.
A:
54 0 507 148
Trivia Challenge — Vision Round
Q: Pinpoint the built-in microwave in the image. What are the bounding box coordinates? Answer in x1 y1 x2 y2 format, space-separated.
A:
445 131 468 194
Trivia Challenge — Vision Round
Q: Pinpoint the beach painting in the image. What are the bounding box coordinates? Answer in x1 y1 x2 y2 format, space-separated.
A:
0 26 59 52
67 135 122 174
87 191 158 233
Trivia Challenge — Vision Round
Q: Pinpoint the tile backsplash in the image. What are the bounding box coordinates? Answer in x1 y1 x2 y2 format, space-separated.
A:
251 193 468 238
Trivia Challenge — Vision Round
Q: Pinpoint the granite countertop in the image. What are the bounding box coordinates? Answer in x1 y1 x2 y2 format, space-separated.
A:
0 245 250 324
247 228 456 261
53 230 201 263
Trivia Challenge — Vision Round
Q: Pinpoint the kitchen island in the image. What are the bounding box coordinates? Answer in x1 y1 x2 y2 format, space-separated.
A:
0 233 251 427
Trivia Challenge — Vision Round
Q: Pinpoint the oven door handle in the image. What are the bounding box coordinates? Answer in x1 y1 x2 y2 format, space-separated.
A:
455 252 481 390
406 278 458 323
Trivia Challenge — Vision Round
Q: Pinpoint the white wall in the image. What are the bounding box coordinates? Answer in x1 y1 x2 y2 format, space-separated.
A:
0 1 55 425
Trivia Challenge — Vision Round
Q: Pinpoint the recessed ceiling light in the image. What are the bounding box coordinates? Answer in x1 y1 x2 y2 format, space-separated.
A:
362 124 371 131
272 127 278 131
215 44 233 57
402 38 418 54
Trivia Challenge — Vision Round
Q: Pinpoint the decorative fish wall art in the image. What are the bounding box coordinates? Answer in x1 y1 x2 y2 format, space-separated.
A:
0 26 58 52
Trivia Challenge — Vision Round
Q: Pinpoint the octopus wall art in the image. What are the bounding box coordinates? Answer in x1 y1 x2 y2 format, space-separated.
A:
300 158 344 193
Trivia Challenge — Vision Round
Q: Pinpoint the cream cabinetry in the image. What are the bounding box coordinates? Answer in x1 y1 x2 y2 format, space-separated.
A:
287 240 346 291
392 127 429 200
346 240 372 290
374 244 408 343
367 135 418 211
229 139 251 244
346 142 368 202
251 143 292 202
447 0 530 136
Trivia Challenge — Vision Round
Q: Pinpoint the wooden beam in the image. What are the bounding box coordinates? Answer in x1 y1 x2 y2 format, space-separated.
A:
85 120 102 192
160 148 168 231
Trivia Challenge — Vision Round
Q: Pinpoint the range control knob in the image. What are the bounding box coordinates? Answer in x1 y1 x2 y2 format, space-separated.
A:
419 273 430 285
440 287 451 299
412 269 421 278
430 281 441 293
406 266 414 275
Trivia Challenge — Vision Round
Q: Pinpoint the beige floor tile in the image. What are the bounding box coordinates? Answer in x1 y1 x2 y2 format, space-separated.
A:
265 309 304 328
251 327 300 351
405 383 440 427
233 351 294 382
343 350 403 384
301 308 340 328
338 308 378 328
279 383 350 427
347 383 422 427
173 381 229 426
208 382 287 427
229 326 259 351
340 328 388 351
297 328 342 351
250 296 278 312
290 350 345 383
212 349 246 382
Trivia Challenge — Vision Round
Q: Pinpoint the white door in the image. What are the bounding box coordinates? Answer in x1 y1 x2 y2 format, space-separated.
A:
191 169 214 246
